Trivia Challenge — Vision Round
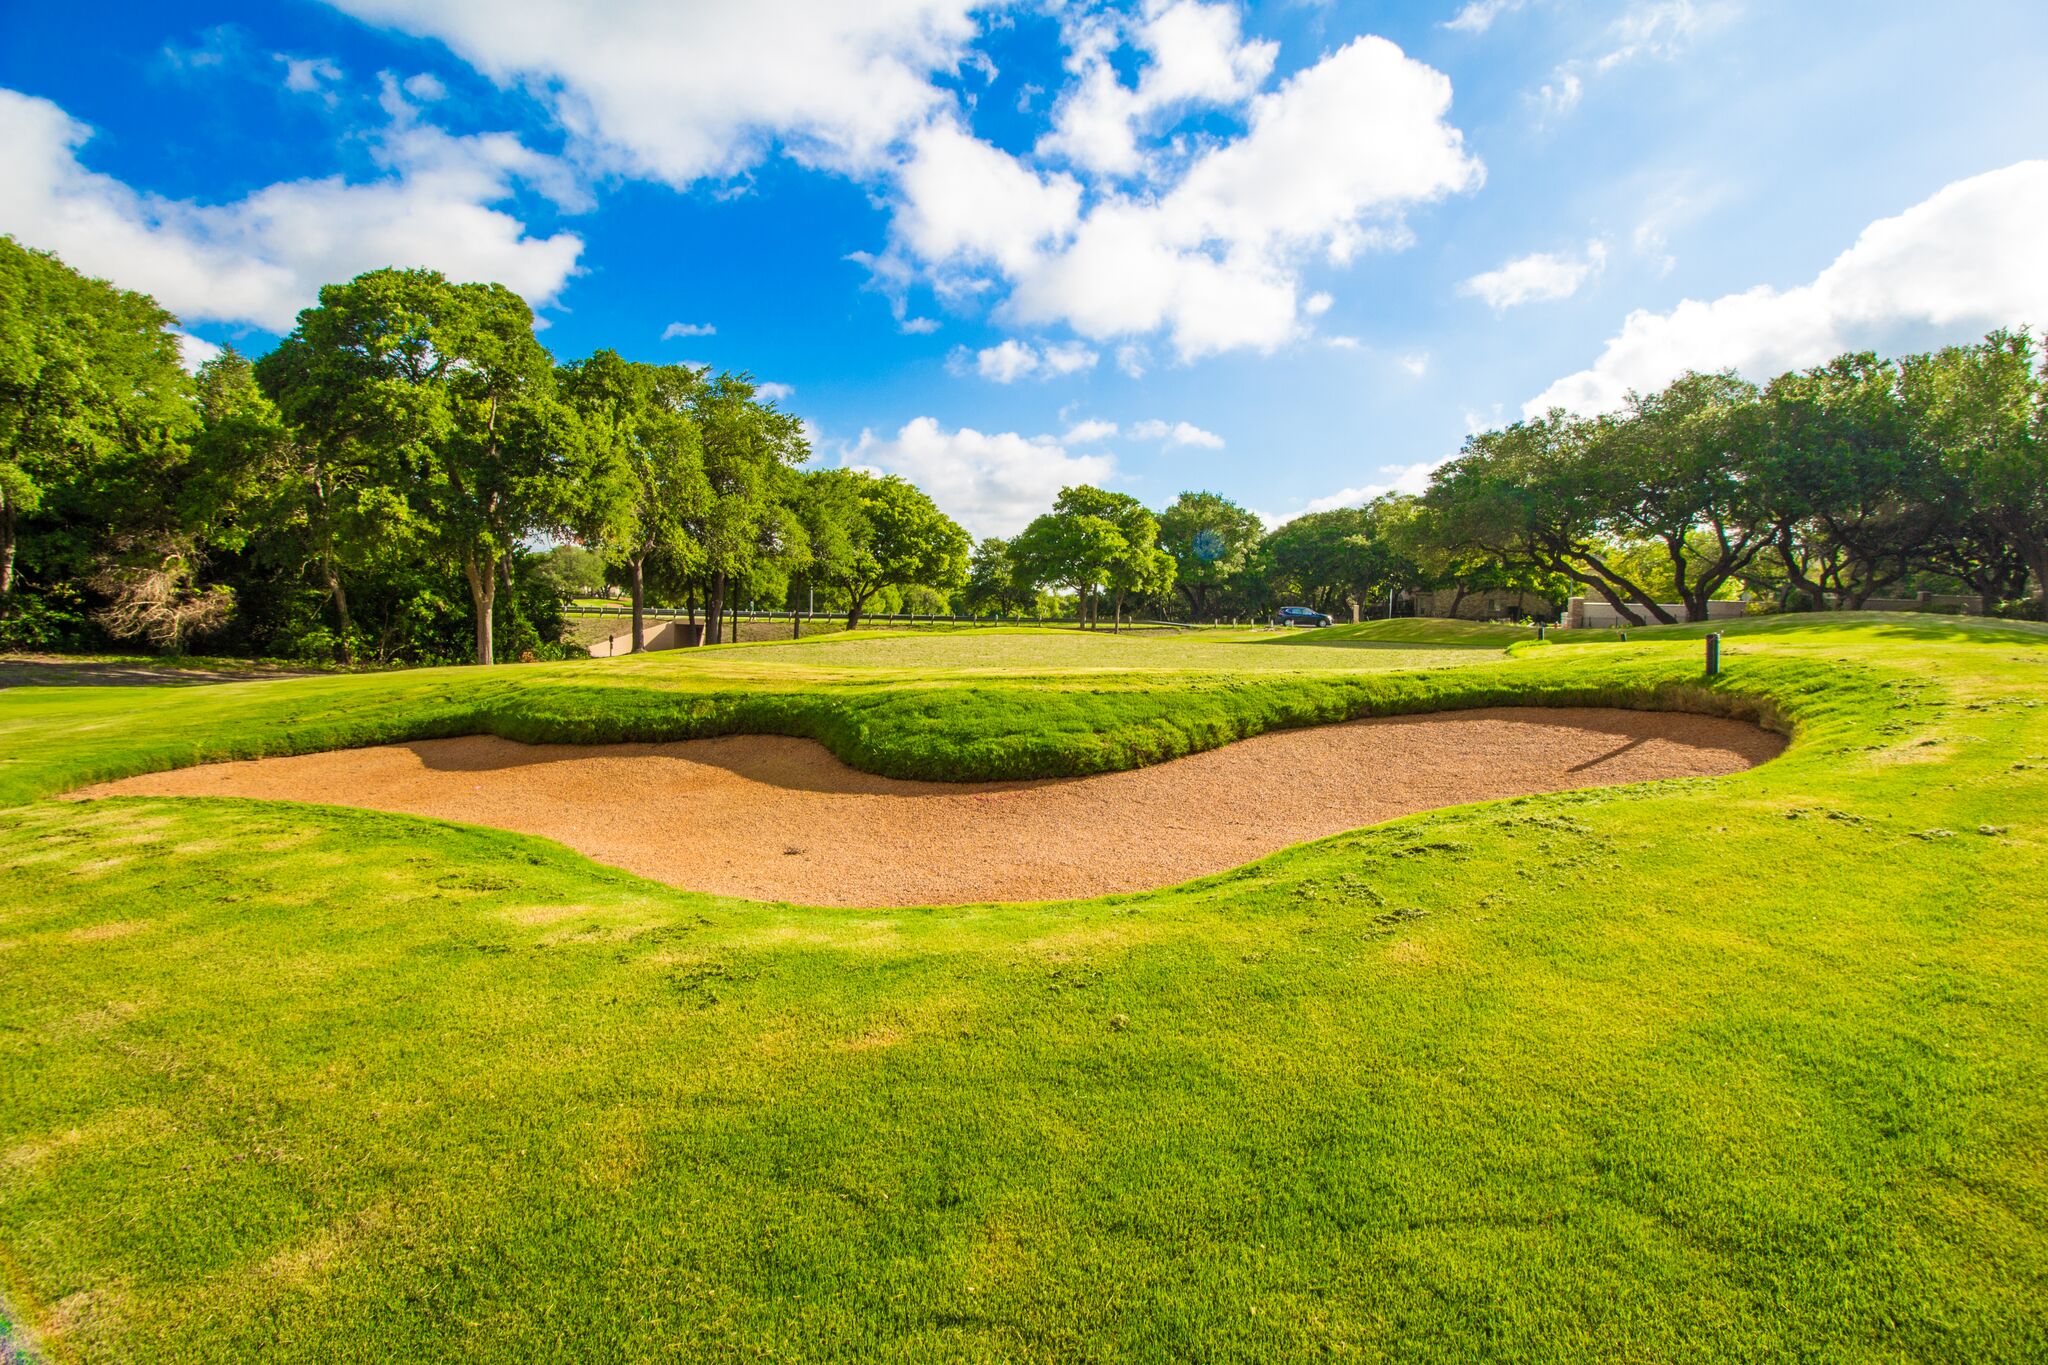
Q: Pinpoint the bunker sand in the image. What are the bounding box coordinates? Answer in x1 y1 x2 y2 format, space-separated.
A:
80 707 1782 907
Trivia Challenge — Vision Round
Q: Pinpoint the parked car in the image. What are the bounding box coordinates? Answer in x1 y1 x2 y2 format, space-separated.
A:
1273 606 1333 627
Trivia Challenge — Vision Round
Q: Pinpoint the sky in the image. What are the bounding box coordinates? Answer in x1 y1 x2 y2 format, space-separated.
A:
4 0 2047 537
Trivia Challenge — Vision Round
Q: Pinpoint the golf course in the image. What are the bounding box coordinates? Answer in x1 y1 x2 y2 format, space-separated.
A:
3 612 2044 1361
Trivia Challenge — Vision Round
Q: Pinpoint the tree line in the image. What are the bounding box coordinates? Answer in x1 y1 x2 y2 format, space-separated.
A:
966 334 2048 628
6 236 2042 665
2 240 974 664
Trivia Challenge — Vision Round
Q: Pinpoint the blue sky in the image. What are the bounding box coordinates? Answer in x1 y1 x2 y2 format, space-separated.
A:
4 0 2047 535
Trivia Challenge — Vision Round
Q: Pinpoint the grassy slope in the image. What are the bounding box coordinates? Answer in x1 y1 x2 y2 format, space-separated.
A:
2 616 2044 1362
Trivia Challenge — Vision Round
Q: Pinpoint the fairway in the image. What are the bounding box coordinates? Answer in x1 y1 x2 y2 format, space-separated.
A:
3 616 2046 1362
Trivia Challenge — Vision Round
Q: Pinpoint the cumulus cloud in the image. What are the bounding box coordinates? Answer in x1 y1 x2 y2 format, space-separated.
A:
661 320 716 339
845 416 1117 537
963 338 1099 382
755 381 794 402
1528 161 2048 416
324 0 984 184
1129 418 1224 449
173 331 222 373
1037 0 1277 179
1461 240 1606 310
1062 418 1120 443
0 86 584 333
1006 37 1481 358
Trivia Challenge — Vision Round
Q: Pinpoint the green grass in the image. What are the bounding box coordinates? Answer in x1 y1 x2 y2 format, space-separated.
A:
2 615 2044 1362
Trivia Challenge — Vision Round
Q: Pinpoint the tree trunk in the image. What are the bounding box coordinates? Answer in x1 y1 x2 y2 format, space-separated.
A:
628 556 646 653
319 561 355 663
0 499 15 598
2025 542 2048 622
1113 589 1124 633
700 572 725 646
464 550 497 665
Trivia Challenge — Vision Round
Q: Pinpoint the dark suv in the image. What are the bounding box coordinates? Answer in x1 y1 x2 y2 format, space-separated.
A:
1273 606 1333 627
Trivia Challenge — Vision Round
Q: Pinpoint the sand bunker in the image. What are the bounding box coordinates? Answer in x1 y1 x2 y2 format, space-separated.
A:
78 706 1782 906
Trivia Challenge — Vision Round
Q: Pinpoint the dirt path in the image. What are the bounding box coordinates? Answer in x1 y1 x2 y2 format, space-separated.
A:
78 707 1783 906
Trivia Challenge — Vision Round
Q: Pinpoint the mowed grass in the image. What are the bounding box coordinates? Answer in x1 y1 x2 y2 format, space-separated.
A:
2 616 2045 1362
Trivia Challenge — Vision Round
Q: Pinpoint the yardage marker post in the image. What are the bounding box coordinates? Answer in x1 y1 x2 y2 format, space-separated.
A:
1706 632 1722 677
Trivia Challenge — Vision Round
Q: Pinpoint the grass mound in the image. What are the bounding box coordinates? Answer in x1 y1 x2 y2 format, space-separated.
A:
2 616 2044 1362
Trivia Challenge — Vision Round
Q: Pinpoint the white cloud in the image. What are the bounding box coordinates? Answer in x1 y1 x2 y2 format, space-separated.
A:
1528 161 2048 416
279 55 343 97
1325 334 1361 350
1533 2 1732 125
1304 291 1333 316
1462 240 1606 310
894 119 1082 274
402 71 447 101
1396 351 1430 377
661 320 716 338
1594 1 1732 73
173 331 222 373
847 416 1117 537
881 35 1481 361
1533 71 1582 120
755 381 794 402
324 0 984 185
1115 343 1150 378
1062 418 1119 443
0 86 584 333
1130 418 1224 449
900 316 941 334
1274 458 1443 523
1444 0 1529 35
967 338 1099 383
1037 1 1278 178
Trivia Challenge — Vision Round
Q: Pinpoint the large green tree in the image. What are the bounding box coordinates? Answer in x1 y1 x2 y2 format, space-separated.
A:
1157 491 1263 620
805 469 969 629
0 237 194 613
560 351 708 652
1903 330 2048 619
1011 486 1174 629
1755 354 1941 610
265 268 582 664
1427 413 1682 626
686 374 810 643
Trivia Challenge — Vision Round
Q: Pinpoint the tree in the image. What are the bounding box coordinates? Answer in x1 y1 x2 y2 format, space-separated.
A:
266 268 582 664
1379 494 1566 619
1903 330 2048 619
1011 486 1172 629
1261 502 1417 619
961 537 1041 617
1426 413 1683 626
560 351 707 652
1157 491 1263 620
1755 354 1939 610
805 469 969 629
1601 371 1772 622
0 237 194 608
686 374 810 643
